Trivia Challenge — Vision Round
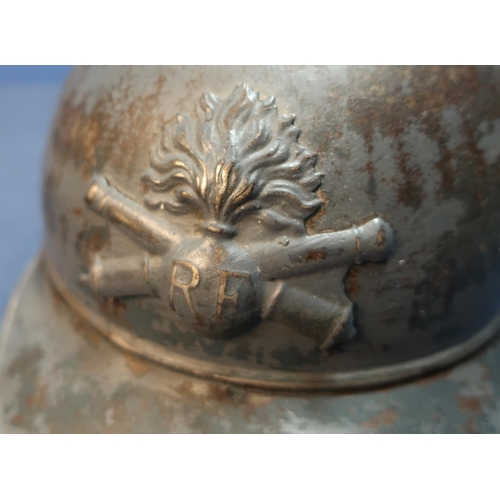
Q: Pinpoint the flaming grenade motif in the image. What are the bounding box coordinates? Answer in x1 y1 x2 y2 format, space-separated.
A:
84 84 395 350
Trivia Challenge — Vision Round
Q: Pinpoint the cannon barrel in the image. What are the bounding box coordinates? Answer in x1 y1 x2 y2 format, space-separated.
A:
85 254 162 298
263 282 356 349
85 175 181 253
252 218 395 280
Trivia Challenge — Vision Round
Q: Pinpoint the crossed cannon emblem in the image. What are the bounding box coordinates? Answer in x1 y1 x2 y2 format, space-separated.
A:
83 84 394 350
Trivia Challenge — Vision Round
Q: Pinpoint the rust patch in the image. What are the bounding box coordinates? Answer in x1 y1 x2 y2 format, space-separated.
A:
70 315 103 346
300 250 327 261
7 346 44 377
6 347 47 431
124 352 152 376
76 225 111 266
50 283 103 345
345 264 362 299
360 408 398 430
51 283 63 305
53 95 100 182
456 395 482 413
212 246 228 264
330 66 499 214
343 67 481 138
305 188 330 232
174 380 249 406
361 160 378 201
87 231 108 253
393 140 425 210
101 297 127 316
176 380 195 396
72 207 83 217
202 382 246 404
25 382 47 410
50 72 167 183
377 226 386 247
207 383 235 402
463 419 477 434
10 414 25 427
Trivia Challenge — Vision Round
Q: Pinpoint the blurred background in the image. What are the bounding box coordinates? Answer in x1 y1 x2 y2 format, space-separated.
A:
0 65 72 319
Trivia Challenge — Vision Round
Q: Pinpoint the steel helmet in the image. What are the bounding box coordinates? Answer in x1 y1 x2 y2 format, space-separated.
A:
2 66 500 432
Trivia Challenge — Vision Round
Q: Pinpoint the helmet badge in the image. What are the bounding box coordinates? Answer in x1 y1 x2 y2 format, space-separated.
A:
84 84 395 350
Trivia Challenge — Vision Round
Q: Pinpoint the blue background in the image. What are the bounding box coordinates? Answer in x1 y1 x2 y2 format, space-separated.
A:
0 66 72 318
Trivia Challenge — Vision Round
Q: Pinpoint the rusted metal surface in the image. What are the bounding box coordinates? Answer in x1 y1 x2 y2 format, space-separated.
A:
2 259 500 433
39 66 500 390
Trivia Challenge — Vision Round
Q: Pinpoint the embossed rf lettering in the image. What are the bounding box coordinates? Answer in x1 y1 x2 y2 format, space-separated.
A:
216 271 252 321
169 260 199 317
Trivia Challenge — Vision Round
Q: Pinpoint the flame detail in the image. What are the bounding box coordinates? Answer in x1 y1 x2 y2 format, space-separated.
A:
142 84 322 232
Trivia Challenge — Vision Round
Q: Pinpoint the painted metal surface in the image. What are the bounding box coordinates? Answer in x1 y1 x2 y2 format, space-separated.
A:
41 66 500 389
1 259 500 433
